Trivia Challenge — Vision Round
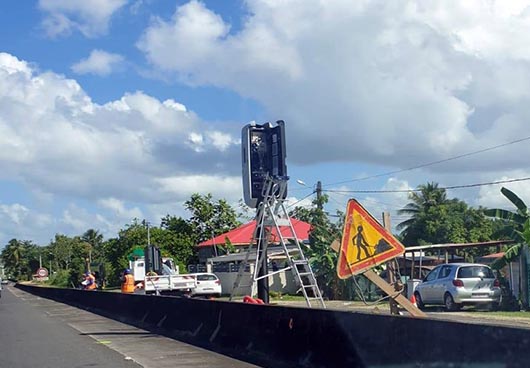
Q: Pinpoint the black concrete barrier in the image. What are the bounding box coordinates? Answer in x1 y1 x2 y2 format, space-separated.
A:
16 284 530 367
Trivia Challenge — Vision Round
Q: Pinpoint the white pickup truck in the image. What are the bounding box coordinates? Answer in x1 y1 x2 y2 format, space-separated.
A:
129 257 196 295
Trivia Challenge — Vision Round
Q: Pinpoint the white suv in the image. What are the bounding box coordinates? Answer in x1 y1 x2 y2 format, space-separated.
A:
190 273 222 298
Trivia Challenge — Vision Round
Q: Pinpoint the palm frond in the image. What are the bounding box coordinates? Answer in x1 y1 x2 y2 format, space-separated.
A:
501 187 528 215
483 208 527 224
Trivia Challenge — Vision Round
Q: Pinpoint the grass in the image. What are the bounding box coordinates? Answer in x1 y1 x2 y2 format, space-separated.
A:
468 311 530 319
269 294 306 301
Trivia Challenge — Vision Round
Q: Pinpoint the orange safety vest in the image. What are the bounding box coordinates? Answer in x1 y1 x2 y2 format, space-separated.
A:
121 274 135 293
86 274 97 290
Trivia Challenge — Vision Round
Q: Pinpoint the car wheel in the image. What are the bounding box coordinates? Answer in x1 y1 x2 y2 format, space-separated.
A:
414 291 425 309
444 293 460 312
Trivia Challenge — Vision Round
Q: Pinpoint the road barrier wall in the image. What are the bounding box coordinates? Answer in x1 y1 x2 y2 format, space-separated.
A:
16 283 530 368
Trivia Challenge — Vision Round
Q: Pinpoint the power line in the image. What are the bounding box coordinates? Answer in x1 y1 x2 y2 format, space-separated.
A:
324 176 530 194
323 135 530 187
285 191 315 209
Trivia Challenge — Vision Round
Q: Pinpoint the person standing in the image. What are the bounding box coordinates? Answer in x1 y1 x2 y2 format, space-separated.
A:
121 269 135 293
83 272 97 291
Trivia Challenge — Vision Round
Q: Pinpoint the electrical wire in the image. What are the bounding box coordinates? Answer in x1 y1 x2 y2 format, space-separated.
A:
322 135 530 188
324 176 530 194
285 191 315 209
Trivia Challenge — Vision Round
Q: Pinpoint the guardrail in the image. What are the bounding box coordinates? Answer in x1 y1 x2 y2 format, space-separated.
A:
16 283 530 368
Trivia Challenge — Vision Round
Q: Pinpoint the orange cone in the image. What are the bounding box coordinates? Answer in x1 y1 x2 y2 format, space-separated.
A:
410 294 417 308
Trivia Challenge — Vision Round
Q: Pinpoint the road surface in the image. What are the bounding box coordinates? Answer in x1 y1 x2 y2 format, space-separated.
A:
0 284 261 368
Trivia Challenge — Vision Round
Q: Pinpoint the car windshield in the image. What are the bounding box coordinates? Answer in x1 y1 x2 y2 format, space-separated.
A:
457 266 494 279
197 274 217 281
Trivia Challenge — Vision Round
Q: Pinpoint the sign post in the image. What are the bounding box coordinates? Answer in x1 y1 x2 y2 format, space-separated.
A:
337 199 425 317
36 267 49 281
383 211 400 315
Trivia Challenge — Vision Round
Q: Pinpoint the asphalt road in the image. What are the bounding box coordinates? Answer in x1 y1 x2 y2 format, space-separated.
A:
0 285 261 368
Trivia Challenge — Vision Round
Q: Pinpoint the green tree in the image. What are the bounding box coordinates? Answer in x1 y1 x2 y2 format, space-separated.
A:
1 239 41 280
102 220 147 286
47 234 91 287
291 194 344 299
185 193 241 243
160 215 196 265
397 182 448 245
397 182 501 262
1 239 25 278
81 229 104 263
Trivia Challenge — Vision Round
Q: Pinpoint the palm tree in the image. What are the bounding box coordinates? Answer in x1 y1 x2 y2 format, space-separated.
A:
1 239 26 279
81 229 104 263
397 182 448 245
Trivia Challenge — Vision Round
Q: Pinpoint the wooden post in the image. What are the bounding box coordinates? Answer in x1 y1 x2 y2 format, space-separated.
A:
383 212 399 315
364 269 426 317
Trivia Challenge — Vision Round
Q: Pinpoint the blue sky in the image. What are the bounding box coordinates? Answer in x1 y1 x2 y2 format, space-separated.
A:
1 0 530 246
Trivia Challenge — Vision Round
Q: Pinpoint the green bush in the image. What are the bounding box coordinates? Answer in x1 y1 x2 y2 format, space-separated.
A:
49 270 71 288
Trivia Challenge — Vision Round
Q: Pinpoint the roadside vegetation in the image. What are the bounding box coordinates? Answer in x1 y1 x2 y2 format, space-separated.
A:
1 183 528 311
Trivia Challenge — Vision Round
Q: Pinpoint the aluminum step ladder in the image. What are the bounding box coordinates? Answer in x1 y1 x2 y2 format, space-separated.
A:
230 176 326 309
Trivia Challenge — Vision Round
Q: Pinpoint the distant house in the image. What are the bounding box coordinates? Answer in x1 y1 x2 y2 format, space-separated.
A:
402 240 512 279
195 218 311 263
476 252 505 266
192 218 312 296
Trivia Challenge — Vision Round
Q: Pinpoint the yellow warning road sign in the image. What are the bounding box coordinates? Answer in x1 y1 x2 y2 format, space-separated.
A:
337 199 405 278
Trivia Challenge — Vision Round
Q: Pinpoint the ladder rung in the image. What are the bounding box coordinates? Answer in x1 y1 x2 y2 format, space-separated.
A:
293 260 309 265
298 272 312 276
303 284 317 288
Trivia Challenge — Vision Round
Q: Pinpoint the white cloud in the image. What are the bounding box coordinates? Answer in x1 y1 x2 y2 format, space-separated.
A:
0 203 29 225
0 52 240 211
59 204 122 238
71 49 124 76
39 0 127 38
98 197 143 220
0 201 53 243
155 175 241 199
477 173 530 210
137 0 530 174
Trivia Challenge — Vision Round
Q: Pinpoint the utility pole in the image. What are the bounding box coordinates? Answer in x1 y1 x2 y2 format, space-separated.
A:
143 220 151 246
316 181 323 210
383 212 400 315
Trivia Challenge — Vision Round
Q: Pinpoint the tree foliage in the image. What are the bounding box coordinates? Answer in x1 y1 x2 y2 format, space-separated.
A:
291 194 344 299
484 187 530 269
185 193 241 244
398 183 499 252
1 239 39 280
0 193 242 287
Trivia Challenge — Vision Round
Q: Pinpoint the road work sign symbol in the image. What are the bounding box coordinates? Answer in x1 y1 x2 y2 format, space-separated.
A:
337 199 405 278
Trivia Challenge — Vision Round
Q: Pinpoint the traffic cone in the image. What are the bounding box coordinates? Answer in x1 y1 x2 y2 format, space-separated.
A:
410 293 417 308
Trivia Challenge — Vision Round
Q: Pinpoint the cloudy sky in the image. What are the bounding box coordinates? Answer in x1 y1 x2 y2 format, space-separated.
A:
1 0 530 246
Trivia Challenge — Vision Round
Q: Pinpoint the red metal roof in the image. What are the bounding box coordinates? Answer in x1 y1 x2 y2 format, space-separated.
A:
480 252 505 259
197 218 311 247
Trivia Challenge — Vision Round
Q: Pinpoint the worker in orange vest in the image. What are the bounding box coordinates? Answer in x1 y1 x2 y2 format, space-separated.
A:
121 269 135 293
82 272 97 291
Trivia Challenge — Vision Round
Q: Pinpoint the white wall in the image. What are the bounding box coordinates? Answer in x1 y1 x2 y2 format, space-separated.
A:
216 264 299 296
